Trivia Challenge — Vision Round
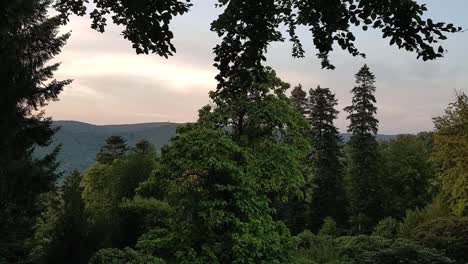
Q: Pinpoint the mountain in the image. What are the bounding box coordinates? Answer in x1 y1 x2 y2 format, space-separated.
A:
35 121 398 175
35 121 180 174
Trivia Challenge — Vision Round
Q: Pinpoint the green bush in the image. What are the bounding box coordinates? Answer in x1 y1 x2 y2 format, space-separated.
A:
295 234 454 264
399 198 450 238
318 217 338 237
89 248 164 264
411 217 468 264
294 230 342 264
371 217 400 239
337 236 454 264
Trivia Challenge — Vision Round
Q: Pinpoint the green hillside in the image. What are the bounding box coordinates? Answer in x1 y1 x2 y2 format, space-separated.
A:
35 121 397 175
35 121 180 174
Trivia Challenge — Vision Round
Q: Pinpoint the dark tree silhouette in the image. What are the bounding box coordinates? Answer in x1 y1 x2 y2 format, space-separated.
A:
96 136 128 164
0 1 70 261
54 1 459 66
308 86 347 231
344 65 383 233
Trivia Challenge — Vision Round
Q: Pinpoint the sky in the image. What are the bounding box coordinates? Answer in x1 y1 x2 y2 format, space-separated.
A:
47 0 468 134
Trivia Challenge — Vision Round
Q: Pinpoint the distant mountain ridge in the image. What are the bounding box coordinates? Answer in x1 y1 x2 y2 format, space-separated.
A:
35 121 398 174
35 121 180 174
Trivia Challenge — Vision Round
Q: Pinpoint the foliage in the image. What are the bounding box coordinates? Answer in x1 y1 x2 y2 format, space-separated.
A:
371 217 400 239
81 142 158 248
296 234 454 264
308 86 347 230
432 93 468 216
379 135 435 218
295 230 342 264
344 65 383 233
399 197 450 239
90 248 165 264
318 217 339 237
0 0 70 261
27 171 90 264
410 217 468 264
336 236 454 264
53 0 192 57
96 136 128 164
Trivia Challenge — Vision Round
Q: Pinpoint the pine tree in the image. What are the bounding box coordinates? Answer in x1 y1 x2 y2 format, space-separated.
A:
0 1 70 261
308 86 347 231
96 136 128 164
344 65 383 233
290 84 309 119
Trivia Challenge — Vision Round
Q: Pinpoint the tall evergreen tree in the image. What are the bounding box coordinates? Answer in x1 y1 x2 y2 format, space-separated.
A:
308 86 347 231
0 1 70 261
344 65 383 233
96 136 128 164
290 84 309 119
27 171 90 264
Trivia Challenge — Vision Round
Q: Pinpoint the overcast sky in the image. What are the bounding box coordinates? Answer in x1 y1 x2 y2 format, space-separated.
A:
47 0 468 134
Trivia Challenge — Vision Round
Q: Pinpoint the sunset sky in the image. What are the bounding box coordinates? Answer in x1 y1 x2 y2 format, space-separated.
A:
47 0 468 134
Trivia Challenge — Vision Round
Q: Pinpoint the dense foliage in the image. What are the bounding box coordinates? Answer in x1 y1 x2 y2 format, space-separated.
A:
344 65 383 233
1 1 466 263
0 0 70 261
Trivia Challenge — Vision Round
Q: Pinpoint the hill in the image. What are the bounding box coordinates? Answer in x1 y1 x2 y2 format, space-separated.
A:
35 121 398 174
35 121 180 174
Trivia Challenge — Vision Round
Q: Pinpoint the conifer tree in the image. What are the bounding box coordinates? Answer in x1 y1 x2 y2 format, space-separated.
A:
308 86 347 231
0 1 70 261
290 84 309 119
96 136 128 164
344 65 383 233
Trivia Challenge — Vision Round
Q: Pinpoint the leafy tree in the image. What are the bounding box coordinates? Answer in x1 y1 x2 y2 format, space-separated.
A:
89 248 164 264
379 135 435 219
372 217 400 239
318 217 339 237
432 93 468 216
53 0 460 68
308 86 347 230
296 234 454 264
108 68 309 263
336 236 454 264
398 197 450 239
0 0 70 261
344 65 383 233
411 217 468 264
96 136 128 164
82 141 158 248
27 171 90 264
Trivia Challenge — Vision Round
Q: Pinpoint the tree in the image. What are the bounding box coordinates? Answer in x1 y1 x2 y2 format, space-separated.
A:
432 93 468 216
344 65 383 233
0 0 70 261
27 171 90 264
81 141 158 249
96 136 128 164
290 84 309 118
308 86 347 230
379 135 434 219
101 68 309 263
54 0 460 67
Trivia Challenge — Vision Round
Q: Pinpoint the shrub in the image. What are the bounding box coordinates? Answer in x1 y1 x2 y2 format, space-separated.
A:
89 248 164 264
294 230 342 264
371 217 400 239
318 217 338 237
399 198 450 238
337 236 454 264
411 217 468 264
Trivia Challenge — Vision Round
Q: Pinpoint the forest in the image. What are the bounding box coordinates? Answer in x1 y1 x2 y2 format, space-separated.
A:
1 0 467 263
